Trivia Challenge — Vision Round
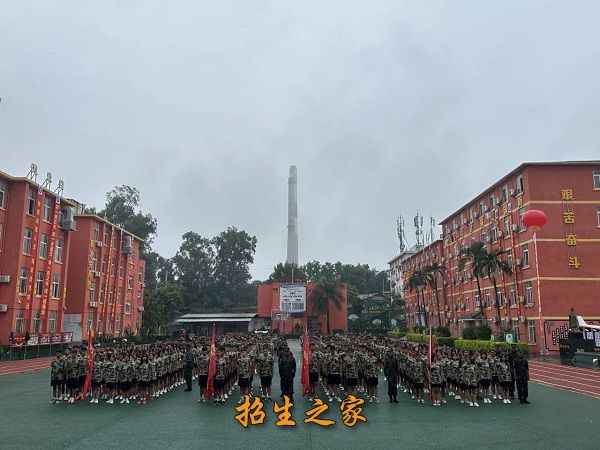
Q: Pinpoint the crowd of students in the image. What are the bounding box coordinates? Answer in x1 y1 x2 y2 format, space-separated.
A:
49 331 530 407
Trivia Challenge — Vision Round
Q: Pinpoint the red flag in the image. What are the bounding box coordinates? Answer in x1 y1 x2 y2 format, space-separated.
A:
205 324 217 400
301 325 310 396
427 326 433 401
78 331 94 401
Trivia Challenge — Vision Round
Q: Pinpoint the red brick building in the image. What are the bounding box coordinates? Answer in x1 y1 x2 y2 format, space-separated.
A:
401 161 600 355
257 282 348 334
64 214 145 342
0 170 76 346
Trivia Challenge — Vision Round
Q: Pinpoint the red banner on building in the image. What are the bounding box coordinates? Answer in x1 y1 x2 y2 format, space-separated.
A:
39 333 51 344
40 198 61 320
111 229 123 326
25 187 44 320
62 331 73 343
51 333 62 343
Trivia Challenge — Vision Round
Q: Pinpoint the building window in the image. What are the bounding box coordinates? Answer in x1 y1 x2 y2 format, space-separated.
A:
102 255 107 273
485 290 491 308
92 251 98 271
128 276 134 289
479 201 485 216
125 303 131 315
52 274 60 298
513 321 520 341
119 263 124 278
107 320 112 334
516 174 524 193
98 314 103 333
489 194 495 210
43 197 52 221
48 311 57 333
509 285 516 306
475 293 480 307
528 320 536 343
522 244 530 266
496 288 503 306
0 180 6 208
88 312 94 332
501 185 509 203
55 239 63 263
90 281 96 302
94 223 100 241
28 187 36 215
115 316 121 333
36 271 44 296
507 250 513 268
519 207 526 229
113 234 118 248
597 207 600 227
23 228 33 254
111 258 116 276
136 293 142 307
594 170 600 189
138 268 144 284
39 233 48 259
109 287 114 304
33 309 41 332
19 268 28 294
465 294 470 310
118 287 123 305
525 281 534 305
504 216 510 234
100 286 105 303
15 309 25 333
104 226 109 245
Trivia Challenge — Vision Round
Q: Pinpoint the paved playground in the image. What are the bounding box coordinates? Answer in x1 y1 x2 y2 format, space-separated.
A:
0 341 598 450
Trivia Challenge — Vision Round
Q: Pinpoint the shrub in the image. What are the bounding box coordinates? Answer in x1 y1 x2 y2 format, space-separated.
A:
454 339 530 357
406 333 427 343
435 337 458 346
462 326 477 340
387 328 407 339
412 324 426 334
475 324 492 340
435 327 451 337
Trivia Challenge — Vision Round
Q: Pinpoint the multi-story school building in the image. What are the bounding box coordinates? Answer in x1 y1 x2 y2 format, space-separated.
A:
397 161 600 355
0 167 145 346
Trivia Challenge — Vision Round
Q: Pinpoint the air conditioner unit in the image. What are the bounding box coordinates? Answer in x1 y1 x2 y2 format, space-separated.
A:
0 275 10 283
142 282 146 288
473 212 479 219
94 271 101 277
515 259 522 267
443 280 448 286
0 304 8 312
509 189 516 197
518 295 525 304
89 301 98 307
519 316 526 323
138 305 144 312
96 241 103 248
511 224 518 232
483 236 490 244
495 197 501 205
483 206 490 212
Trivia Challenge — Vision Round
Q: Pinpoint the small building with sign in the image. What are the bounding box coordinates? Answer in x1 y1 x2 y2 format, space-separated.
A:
257 281 348 334
175 312 266 335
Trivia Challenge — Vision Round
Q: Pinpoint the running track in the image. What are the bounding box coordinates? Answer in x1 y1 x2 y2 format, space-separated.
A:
529 360 600 400
1 357 599 400
0 357 53 376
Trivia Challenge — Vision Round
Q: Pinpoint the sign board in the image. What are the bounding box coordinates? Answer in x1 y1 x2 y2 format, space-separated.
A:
504 333 514 344
280 284 306 313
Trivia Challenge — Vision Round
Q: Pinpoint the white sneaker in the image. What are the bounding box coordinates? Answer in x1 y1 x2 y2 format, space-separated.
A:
328 397 333 402
506 399 511 404
493 394 497 399
474 402 479 407
108 399 114 404
90 399 95 403
125 398 130 404
469 402 474 407
120 399 126 404
442 399 447 404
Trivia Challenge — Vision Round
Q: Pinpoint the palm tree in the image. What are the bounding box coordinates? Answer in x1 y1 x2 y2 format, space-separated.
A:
407 270 428 328
309 278 343 334
423 262 447 327
478 248 513 332
458 241 487 321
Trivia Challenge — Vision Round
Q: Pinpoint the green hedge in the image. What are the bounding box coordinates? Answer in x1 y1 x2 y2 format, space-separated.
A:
387 329 406 339
405 334 458 346
454 339 530 357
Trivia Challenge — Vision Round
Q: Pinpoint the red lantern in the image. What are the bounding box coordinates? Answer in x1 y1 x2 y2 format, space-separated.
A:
522 209 547 232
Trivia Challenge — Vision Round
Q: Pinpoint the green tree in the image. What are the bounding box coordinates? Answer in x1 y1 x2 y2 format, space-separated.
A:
269 262 307 282
212 227 257 291
478 248 513 332
459 241 487 321
142 283 184 335
423 262 446 327
309 279 344 334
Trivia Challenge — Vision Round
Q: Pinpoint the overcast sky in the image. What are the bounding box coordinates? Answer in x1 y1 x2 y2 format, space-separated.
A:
2 1 600 280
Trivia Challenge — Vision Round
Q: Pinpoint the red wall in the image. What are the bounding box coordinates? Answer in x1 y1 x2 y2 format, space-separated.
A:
257 281 348 333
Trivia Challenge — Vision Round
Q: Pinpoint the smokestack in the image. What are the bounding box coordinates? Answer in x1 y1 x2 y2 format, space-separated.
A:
287 165 298 265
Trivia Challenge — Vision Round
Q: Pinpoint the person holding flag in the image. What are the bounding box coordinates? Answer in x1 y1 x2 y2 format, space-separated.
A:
300 326 310 399
205 324 217 403
77 332 94 402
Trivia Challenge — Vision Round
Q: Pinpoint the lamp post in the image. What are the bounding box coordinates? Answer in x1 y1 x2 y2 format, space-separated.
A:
522 210 548 356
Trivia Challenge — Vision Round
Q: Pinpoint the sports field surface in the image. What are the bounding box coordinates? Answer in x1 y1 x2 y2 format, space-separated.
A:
1 340 598 450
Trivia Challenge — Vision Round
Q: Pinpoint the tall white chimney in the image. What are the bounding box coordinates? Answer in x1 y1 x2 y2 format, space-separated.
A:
286 165 298 265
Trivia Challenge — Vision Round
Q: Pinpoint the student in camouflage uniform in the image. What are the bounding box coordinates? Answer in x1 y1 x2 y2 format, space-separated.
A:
137 354 150 404
326 345 342 402
197 347 209 402
90 353 104 404
50 351 64 404
184 344 194 392
343 347 359 398
498 353 512 404
307 342 320 400
103 353 118 404
213 348 226 405
477 351 492 403
118 354 133 404
429 353 443 406
365 348 380 403
489 349 500 400
237 347 252 404
464 356 479 407
65 348 80 404
257 346 274 401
